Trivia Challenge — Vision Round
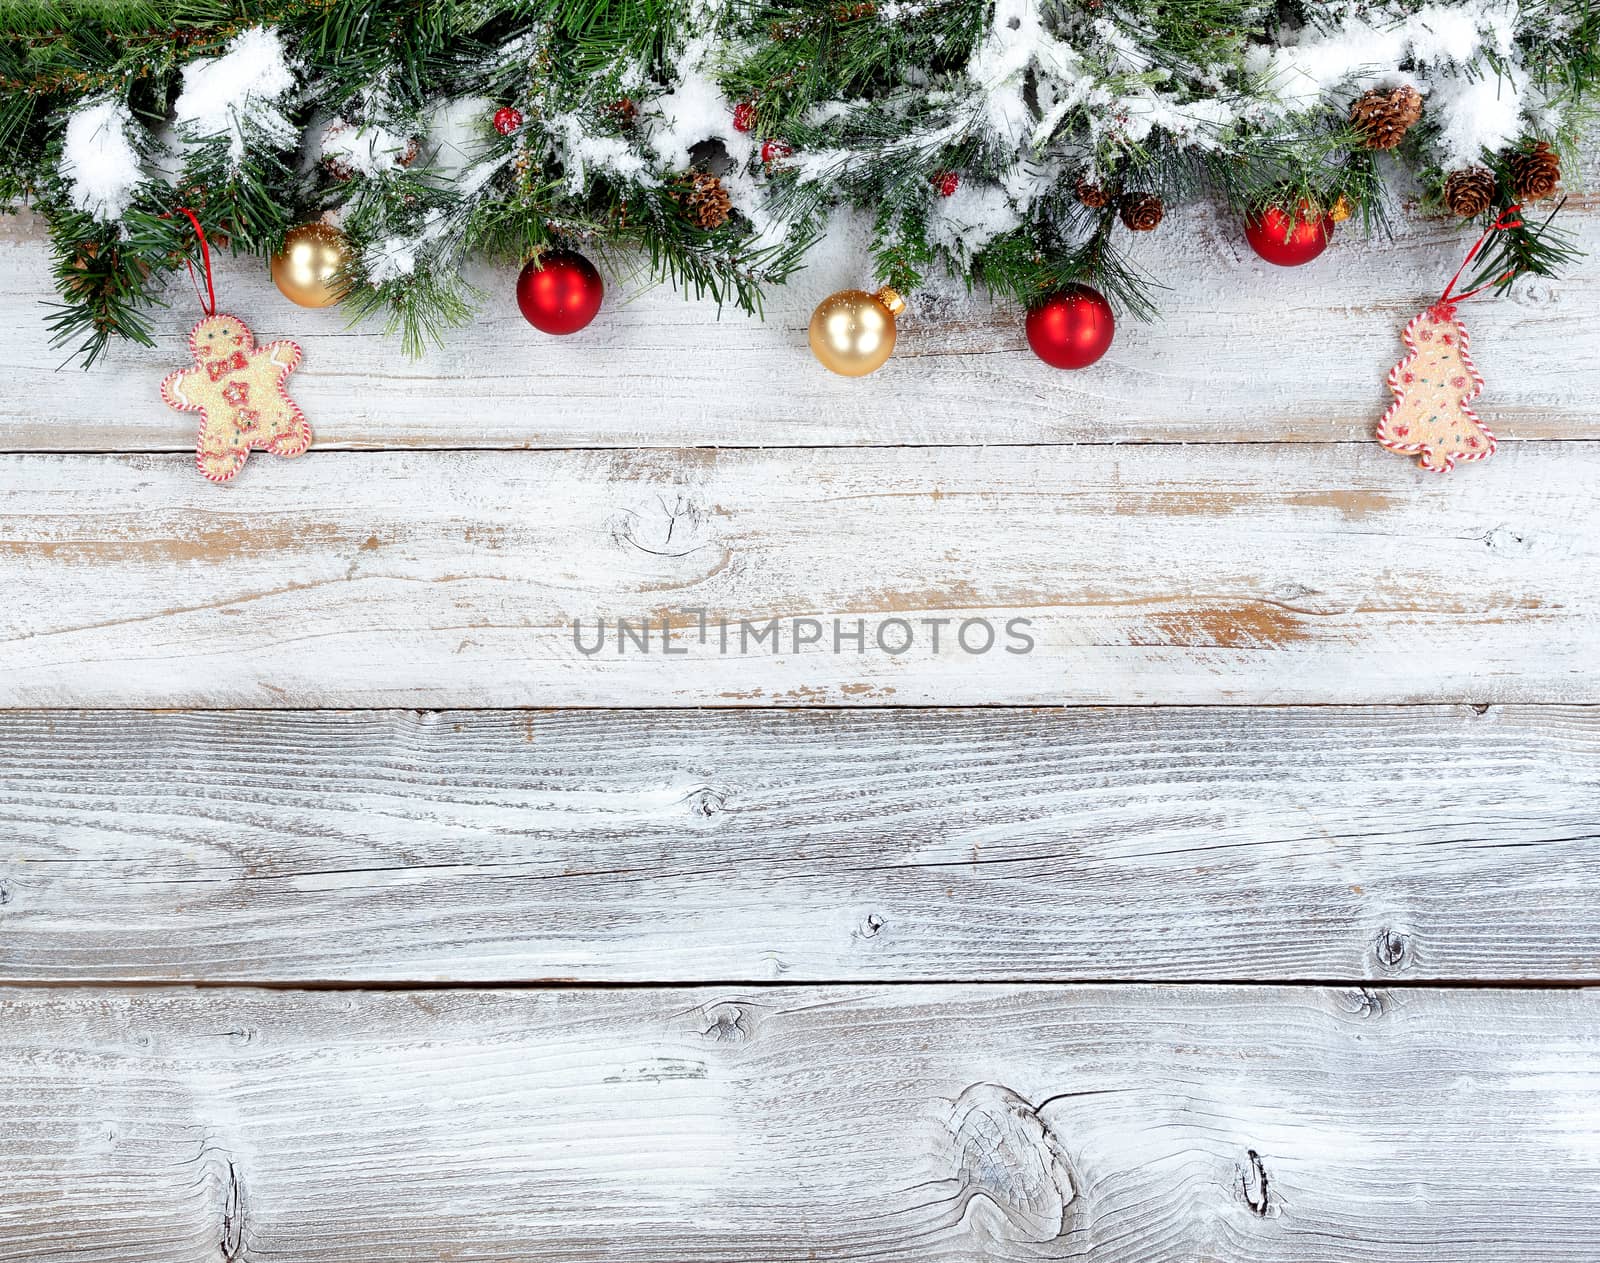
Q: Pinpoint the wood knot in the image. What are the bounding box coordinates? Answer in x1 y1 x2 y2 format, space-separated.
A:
855 912 886 939
0 879 11 907
609 493 714 558
1481 525 1534 555
682 785 728 817
699 1001 755 1045
1372 927 1415 974
1341 987 1388 1019
1239 1148 1272 1217
948 1083 1075 1242
207 1153 247 1263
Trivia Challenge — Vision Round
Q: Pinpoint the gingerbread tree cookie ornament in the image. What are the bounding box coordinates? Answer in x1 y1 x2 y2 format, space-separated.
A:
157 209 312 482
1377 207 1522 473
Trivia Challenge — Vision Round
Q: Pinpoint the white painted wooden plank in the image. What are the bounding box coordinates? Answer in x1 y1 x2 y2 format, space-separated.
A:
2 707 1596 983
2 200 1597 451
1 984 1596 1261
1 444 1595 706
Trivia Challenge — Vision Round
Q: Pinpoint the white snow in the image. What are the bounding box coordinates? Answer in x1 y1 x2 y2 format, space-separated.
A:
973 0 1238 154
548 113 654 194
60 99 144 221
925 180 1021 257
318 118 414 176
364 208 446 284
646 35 753 169
966 0 1086 144
1247 0 1539 166
803 100 856 128
1092 88 1238 149
171 26 297 164
1030 75 1107 149
421 95 497 182
1001 156 1063 211
791 112 968 185
639 15 790 243
1430 65 1529 168
1256 0 1522 112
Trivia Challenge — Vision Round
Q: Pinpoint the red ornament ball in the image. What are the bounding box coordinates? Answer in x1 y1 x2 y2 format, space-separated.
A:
760 137 793 164
934 170 960 197
732 101 756 133
1244 203 1335 267
1025 284 1114 370
493 106 523 136
516 250 604 336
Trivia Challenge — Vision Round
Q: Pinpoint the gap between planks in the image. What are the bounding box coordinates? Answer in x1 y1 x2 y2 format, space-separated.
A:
0 702 1579 712
0 977 1593 991
1 438 1599 455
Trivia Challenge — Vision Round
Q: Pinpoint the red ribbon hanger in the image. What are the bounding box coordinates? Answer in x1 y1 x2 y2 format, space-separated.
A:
162 205 217 317
1431 204 1523 320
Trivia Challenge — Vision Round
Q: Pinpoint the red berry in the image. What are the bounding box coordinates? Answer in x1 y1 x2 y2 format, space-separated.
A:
493 106 523 136
934 170 959 197
732 101 756 133
760 137 793 164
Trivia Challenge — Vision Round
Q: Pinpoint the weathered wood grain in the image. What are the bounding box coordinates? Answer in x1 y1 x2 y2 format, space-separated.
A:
2 444 1596 707
2 707 1597 983
2 202 1597 451
1 984 1597 1261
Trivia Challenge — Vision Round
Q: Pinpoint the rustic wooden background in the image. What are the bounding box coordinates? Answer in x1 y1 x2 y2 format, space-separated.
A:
3 186 1599 1260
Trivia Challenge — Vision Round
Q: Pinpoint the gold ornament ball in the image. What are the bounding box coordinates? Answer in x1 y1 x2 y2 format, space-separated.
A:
808 286 905 376
271 222 351 308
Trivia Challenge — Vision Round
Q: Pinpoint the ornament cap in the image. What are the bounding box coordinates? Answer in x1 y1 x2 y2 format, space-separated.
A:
872 286 906 317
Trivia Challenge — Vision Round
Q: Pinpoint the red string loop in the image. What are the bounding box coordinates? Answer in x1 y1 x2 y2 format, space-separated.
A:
1431 204 1522 320
161 206 217 317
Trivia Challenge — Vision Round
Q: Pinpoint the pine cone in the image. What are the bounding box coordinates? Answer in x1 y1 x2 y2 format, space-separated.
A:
1074 177 1112 209
1118 191 1163 232
1444 166 1496 217
1349 85 1423 150
1508 141 1561 200
682 172 731 230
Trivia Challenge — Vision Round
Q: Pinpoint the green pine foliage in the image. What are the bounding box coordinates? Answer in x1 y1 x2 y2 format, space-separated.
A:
1 0 1595 365
727 0 1593 317
3 0 815 363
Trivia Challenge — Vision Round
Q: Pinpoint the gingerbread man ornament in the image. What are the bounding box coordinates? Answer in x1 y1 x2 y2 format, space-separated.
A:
161 313 311 482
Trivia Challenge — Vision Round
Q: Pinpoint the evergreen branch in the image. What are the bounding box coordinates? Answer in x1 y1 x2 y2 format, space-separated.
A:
1465 196 1582 296
2 0 1593 364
